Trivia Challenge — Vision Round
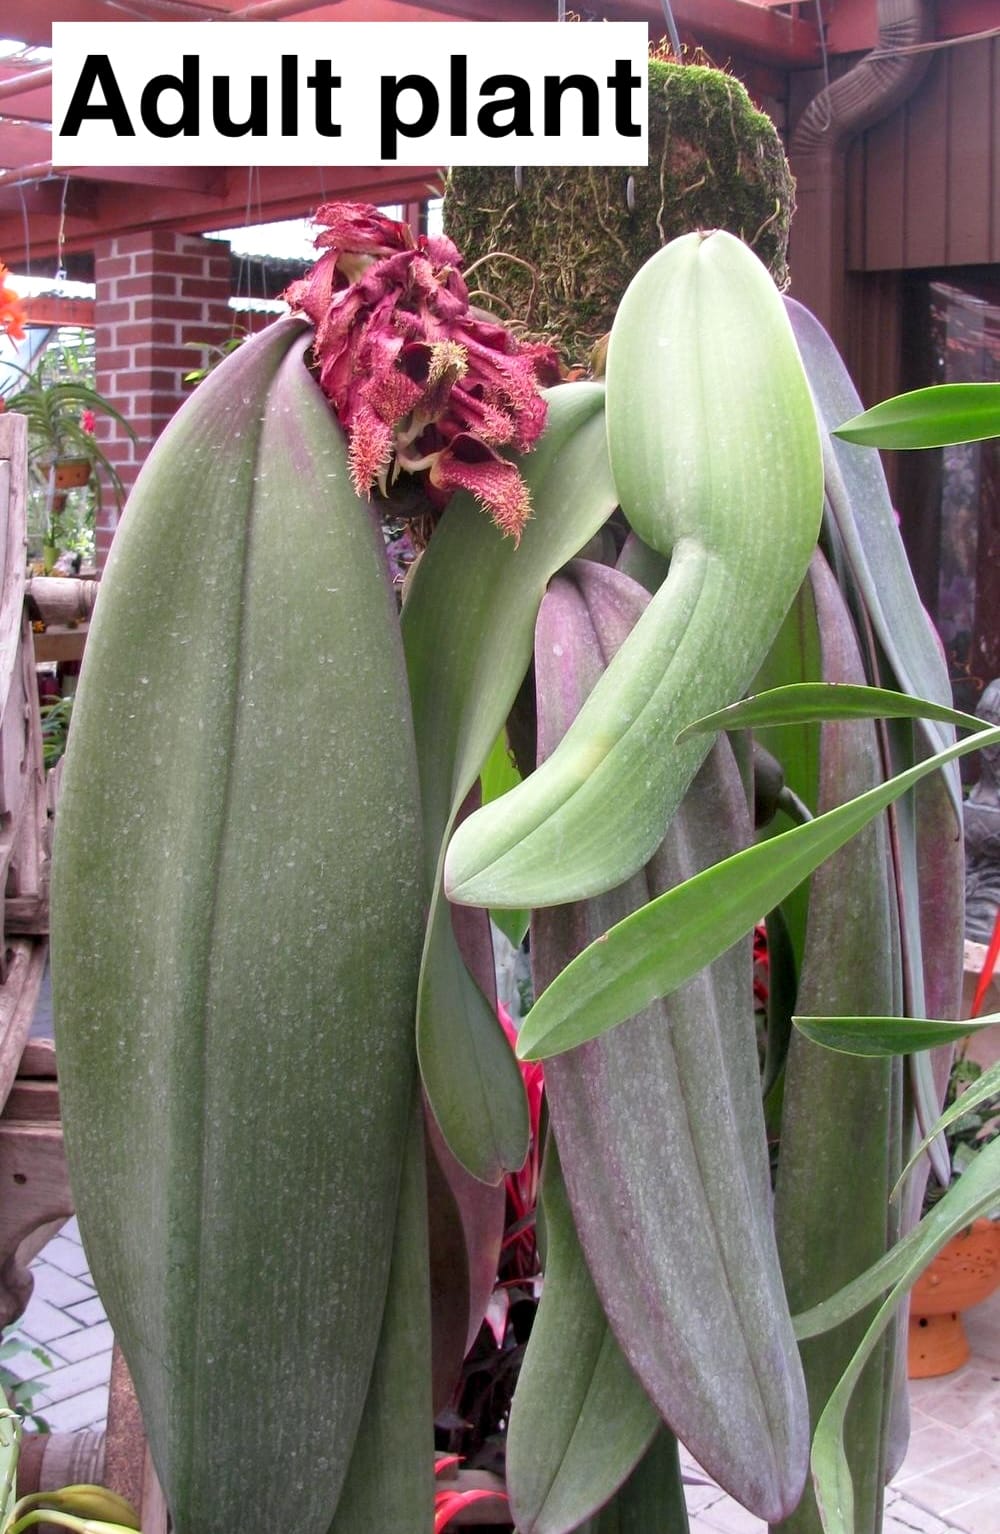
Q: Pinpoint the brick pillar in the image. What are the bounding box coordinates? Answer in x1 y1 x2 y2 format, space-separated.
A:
93 231 232 565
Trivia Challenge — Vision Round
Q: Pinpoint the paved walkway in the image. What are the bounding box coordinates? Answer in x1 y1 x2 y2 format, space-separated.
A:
3 1221 998 1531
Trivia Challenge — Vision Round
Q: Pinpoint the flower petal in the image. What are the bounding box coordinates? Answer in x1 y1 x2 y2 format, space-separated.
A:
429 435 532 542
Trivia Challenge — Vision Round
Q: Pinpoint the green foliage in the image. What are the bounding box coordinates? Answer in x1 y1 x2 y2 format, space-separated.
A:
46 230 1000 1534
3 330 136 560
0 1339 52 1434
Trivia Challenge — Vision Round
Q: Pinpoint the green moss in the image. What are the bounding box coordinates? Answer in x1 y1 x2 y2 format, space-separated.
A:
444 60 794 363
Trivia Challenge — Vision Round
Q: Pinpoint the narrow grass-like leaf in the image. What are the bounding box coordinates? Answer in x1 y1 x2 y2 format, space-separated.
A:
833 383 1000 449
676 683 983 742
794 1133 1000 1343
796 1136 1000 1534
892 1059 1000 1203
792 1015 996 1056
402 382 618 1179
517 724 1000 1061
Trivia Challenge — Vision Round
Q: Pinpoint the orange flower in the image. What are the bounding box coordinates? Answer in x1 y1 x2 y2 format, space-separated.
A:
0 262 26 344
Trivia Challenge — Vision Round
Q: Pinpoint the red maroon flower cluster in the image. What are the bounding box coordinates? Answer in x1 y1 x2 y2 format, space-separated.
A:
284 203 560 540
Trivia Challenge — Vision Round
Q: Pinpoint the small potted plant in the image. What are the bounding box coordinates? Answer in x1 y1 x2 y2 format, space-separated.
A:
1 349 135 567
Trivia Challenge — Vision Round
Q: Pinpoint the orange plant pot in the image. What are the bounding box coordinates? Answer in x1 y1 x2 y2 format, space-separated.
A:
908 1218 1000 1378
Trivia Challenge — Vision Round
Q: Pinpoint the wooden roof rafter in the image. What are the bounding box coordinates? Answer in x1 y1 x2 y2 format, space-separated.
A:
0 0 825 266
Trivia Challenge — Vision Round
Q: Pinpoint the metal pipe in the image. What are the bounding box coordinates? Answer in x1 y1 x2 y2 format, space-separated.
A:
792 0 935 156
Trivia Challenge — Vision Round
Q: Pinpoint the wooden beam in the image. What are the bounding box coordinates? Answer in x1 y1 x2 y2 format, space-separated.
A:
60 164 229 197
0 123 51 171
0 163 442 264
20 296 95 326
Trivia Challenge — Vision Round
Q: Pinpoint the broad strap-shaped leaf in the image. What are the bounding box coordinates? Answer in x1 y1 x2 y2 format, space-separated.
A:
527 561 808 1521
479 730 530 949
425 1104 506 1391
772 554 897 1534
574 1432 690 1534
51 320 426 1534
445 233 824 911
517 721 1000 1062
402 382 618 1180
506 1143 661 1534
833 382 1000 448
331 1098 435 1534
786 299 957 780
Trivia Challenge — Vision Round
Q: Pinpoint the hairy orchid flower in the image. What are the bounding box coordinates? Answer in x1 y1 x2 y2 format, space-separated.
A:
284 203 559 540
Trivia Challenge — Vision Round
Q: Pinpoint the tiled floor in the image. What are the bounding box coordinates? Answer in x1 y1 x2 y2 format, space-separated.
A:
680 1287 1000 1534
2 1220 998 1530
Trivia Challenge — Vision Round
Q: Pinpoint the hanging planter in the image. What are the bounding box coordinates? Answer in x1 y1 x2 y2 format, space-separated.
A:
908 1218 1000 1377
46 456 93 493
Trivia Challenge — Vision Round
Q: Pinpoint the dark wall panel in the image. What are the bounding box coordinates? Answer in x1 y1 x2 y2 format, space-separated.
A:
849 37 999 271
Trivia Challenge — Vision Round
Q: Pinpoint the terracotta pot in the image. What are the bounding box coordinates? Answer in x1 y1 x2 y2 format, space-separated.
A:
49 458 93 492
908 1217 1000 1378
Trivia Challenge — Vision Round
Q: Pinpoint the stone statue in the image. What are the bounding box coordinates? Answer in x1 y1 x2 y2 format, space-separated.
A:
964 678 1000 942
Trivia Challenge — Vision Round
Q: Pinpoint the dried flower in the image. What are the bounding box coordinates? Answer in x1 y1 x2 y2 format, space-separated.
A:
0 262 26 345
284 203 559 540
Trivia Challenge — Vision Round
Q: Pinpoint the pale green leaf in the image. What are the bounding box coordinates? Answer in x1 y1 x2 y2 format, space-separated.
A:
480 731 530 949
402 383 618 1178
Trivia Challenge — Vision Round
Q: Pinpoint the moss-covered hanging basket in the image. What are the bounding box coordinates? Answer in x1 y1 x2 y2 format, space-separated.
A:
444 59 794 364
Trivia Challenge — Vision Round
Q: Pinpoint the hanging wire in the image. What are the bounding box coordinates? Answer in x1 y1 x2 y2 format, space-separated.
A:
17 181 31 278
813 0 833 132
660 0 682 60
54 175 70 287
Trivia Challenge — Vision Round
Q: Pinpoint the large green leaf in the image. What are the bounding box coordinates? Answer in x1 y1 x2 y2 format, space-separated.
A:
786 300 957 780
575 1432 690 1534
51 321 426 1533
505 1144 660 1534
771 554 897 1534
480 730 530 949
444 234 824 912
833 383 1000 449
330 1099 434 1534
517 722 1000 1061
528 562 807 1521
402 382 618 1180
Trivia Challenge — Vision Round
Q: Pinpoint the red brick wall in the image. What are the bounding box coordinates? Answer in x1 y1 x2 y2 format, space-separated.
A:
93 230 232 564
